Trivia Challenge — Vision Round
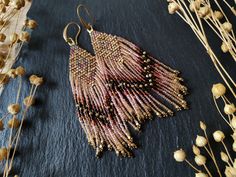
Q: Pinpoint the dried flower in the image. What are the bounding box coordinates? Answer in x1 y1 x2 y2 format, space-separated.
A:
19 31 30 42
198 6 210 18
7 69 17 78
23 96 35 107
168 2 180 14
0 33 6 42
222 22 233 33
196 135 207 147
195 154 206 166
212 83 226 98
232 141 236 152
221 42 230 53
195 173 208 177
224 104 236 115
173 149 186 162
0 147 8 160
29 75 43 86
193 145 200 155
15 66 26 76
200 121 206 130
213 130 225 142
213 10 223 20
7 104 21 115
8 117 20 129
221 152 229 163
225 166 236 177
0 120 4 131
26 19 38 29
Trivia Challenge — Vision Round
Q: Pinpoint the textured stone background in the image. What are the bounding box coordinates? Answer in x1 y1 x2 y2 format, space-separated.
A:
0 0 235 176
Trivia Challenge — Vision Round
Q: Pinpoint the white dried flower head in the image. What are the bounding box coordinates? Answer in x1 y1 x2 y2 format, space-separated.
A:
221 152 229 163
221 42 230 53
200 121 206 130
8 117 20 129
195 154 206 166
198 6 210 18
214 10 223 20
195 173 208 177
222 22 233 33
225 166 236 177
189 1 201 12
168 2 180 14
213 130 225 142
231 116 236 129
193 145 200 155
211 83 226 98
196 135 207 147
233 141 236 152
224 104 236 115
173 149 186 162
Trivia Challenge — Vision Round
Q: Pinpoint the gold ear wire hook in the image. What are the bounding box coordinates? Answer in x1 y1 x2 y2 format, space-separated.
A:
77 4 94 33
63 22 81 46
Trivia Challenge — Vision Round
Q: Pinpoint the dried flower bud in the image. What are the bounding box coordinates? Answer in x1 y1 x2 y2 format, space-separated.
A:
14 175 19 177
173 149 186 162
7 104 20 115
221 42 230 53
221 152 229 163
200 121 206 130
0 73 9 85
168 2 180 14
19 31 30 42
0 33 6 42
211 83 226 98
231 116 236 129
29 75 43 86
214 11 223 20
0 3 6 13
15 66 25 76
0 147 8 160
213 130 225 142
0 58 5 69
195 154 206 166
198 6 210 18
225 166 236 177
196 135 207 147
233 141 236 152
224 104 236 115
0 120 4 131
189 1 201 12
195 173 208 177
234 159 236 168
9 33 18 44
193 145 200 155
232 132 236 141
27 19 38 29
8 117 20 128
7 69 17 78
222 22 233 33
23 96 35 107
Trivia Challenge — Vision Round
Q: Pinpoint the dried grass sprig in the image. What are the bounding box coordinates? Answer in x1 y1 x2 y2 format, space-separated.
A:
0 0 37 96
167 0 236 98
0 66 43 177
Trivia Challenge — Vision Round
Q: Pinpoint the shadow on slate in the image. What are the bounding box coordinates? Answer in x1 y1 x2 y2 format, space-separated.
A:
0 0 235 177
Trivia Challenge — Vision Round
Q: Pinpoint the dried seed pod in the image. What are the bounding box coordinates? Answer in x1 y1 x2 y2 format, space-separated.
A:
194 154 206 166
168 2 180 14
19 31 30 42
198 6 210 18
27 19 38 29
29 75 43 86
221 42 230 53
214 10 223 20
196 135 207 147
0 147 8 160
213 130 225 142
8 117 20 128
7 104 21 115
9 33 19 44
173 149 186 162
211 83 226 98
0 73 9 84
224 104 236 115
0 120 4 131
15 66 26 76
221 152 229 163
0 33 6 42
7 69 17 78
23 96 35 106
222 22 233 33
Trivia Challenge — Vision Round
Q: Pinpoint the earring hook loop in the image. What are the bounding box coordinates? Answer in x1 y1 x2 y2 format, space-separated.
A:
77 4 94 33
63 22 81 46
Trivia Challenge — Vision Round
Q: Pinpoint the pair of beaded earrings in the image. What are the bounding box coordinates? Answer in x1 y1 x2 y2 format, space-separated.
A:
63 5 188 158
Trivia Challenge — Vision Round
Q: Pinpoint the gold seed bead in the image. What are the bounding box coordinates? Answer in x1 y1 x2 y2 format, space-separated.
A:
24 96 35 107
214 10 223 20
0 147 8 161
222 22 232 33
19 31 30 42
8 117 20 128
27 19 38 29
15 66 26 76
168 2 180 14
211 83 226 98
0 33 6 42
7 104 21 115
198 6 210 18
0 120 4 131
221 42 229 53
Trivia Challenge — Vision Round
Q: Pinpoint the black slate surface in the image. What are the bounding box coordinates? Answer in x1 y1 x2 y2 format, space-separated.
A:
0 0 236 177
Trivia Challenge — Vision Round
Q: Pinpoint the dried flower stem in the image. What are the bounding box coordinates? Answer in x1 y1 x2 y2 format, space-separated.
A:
204 164 213 177
185 159 201 172
221 140 234 164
